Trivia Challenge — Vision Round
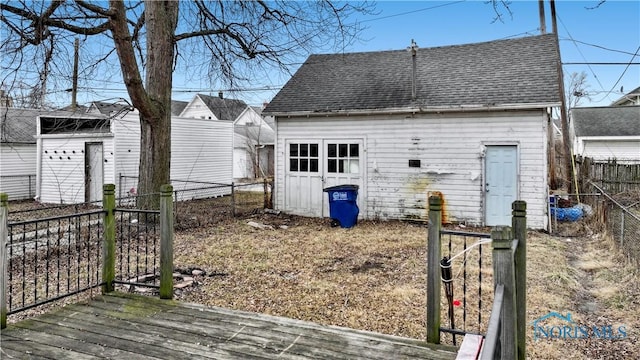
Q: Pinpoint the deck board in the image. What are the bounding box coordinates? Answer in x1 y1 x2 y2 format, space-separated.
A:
1 293 457 360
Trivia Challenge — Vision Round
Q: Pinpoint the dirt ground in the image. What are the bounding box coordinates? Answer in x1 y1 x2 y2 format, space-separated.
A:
171 212 639 359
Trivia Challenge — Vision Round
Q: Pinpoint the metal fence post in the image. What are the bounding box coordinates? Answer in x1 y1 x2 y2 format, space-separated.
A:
160 184 174 300
512 201 527 360
620 211 625 247
492 226 517 360
427 195 442 344
118 173 122 206
1 193 8 329
28 175 33 200
102 184 116 294
231 182 236 216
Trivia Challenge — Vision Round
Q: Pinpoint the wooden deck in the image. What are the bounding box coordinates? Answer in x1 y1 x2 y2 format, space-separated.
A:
1 293 457 359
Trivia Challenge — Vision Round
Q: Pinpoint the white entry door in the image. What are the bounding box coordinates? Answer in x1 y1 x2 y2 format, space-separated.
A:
284 141 323 216
322 140 363 217
485 145 517 226
85 142 104 203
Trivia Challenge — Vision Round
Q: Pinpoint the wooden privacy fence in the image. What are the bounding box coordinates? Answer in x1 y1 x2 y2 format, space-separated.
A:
576 156 640 194
1 184 176 329
427 197 527 360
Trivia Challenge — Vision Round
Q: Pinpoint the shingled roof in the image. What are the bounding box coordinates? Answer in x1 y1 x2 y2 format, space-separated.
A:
1 108 53 143
265 34 561 114
171 100 189 116
198 94 248 121
572 106 640 137
1 107 99 143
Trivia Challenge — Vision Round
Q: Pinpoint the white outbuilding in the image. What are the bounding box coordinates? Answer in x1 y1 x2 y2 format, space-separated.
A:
264 34 562 229
36 108 233 204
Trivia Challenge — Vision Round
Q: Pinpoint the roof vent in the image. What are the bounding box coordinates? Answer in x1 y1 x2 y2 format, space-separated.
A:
218 91 223 99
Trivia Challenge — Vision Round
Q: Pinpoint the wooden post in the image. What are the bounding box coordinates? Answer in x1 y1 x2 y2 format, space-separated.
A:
492 226 517 360
1 193 8 329
426 196 442 344
263 178 268 209
512 201 527 360
159 184 174 299
102 184 116 294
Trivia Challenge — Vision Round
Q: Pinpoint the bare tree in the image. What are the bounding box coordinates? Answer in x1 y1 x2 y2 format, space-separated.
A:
566 71 591 110
1 1 373 208
241 120 272 179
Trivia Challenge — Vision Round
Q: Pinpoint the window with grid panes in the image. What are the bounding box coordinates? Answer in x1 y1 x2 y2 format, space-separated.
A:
327 143 359 173
289 143 319 172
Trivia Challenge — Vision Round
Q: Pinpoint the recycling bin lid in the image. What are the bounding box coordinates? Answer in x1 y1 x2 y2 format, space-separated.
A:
323 184 359 192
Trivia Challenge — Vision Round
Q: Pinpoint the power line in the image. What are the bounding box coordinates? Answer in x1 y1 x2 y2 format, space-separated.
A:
359 0 466 23
557 14 607 95
594 45 640 103
559 38 638 56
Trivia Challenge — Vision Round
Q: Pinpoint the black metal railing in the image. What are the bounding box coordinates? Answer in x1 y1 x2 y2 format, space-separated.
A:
438 229 493 345
6 210 105 314
113 209 161 292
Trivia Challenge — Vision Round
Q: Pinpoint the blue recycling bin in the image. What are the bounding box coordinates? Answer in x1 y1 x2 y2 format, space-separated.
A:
324 185 359 228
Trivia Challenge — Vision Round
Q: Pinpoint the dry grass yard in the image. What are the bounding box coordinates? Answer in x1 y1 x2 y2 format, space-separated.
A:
173 213 639 359
5 195 639 359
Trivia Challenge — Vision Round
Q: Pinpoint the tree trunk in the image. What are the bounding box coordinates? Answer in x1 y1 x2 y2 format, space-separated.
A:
136 1 178 209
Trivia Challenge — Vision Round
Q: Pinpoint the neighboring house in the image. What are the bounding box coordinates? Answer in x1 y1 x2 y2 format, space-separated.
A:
611 86 640 106
171 100 189 116
571 105 640 164
36 108 233 204
86 101 129 116
180 93 247 120
180 93 274 179
0 107 76 200
264 34 561 229
233 106 275 179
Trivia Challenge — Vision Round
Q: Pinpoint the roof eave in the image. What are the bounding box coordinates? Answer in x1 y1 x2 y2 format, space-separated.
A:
267 102 561 118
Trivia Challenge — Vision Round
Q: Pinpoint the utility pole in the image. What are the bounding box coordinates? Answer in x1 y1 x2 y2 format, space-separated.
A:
550 0 573 192
71 38 79 109
538 0 546 34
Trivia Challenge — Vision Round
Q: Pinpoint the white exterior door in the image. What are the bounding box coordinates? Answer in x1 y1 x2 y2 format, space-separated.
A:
322 140 363 217
284 139 364 218
485 145 517 226
284 141 323 216
85 142 104 203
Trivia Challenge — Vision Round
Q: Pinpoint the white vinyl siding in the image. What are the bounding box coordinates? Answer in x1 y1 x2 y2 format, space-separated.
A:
113 113 234 198
578 139 640 164
112 112 141 197
0 144 37 200
37 111 233 204
275 110 548 229
170 117 233 197
39 134 114 204
179 97 218 120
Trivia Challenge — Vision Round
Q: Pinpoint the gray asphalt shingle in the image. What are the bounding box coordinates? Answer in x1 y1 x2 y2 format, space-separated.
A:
198 94 248 121
265 34 560 114
572 106 640 137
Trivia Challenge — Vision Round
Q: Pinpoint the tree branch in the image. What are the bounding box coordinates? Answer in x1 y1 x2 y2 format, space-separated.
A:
76 0 116 16
107 0 155 121
0 3 111 40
